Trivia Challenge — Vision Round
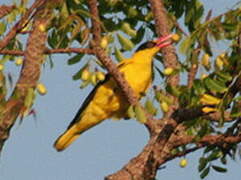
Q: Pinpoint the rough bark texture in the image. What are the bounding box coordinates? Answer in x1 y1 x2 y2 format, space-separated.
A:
106 0 181 179
104 1 241 179
88 0 139 106
0 0 53 151
0 48 94 56
0 5 16 19
149 0 179 86
0 0 45 50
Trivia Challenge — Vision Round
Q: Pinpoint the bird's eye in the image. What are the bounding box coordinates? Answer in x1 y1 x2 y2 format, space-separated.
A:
147 42 155 48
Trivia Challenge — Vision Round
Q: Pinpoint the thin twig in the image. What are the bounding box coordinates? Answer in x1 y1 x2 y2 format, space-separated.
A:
0 48 94 56
0 0 46 50
87 0 139 106
0 5 16 19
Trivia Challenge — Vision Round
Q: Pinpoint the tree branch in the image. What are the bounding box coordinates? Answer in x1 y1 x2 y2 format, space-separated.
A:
106 1 182 179
0 0 54 152
0 5 16 19
0 0 46 50
173 106 233 123
88 0 101 45
46 48 94 54
163 128 241 164
0 48 94 56
87 0 139 106
174 133 241 148
149 0 179 87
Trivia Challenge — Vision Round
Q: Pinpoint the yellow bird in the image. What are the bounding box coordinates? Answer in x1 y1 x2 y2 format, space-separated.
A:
54 35 173 151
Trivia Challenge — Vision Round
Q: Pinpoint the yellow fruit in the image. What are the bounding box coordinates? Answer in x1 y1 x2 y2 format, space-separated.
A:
100 37 108 49
38 24 46 32
201 73 208 79
96 71 105 81
192 64 197 69
37 83 47 95
81 69 90 81
90 74 97 85
179 158 188 168
216 57 224 69
201 53 210 67
0 64 4 71
163 68 174 76
200 94 221 105
160 101 169 112
202 107 218 113
171 34 180 42
15 58 23 66
219 53 225 59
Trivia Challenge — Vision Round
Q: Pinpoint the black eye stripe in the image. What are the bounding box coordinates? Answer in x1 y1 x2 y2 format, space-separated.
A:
147 42 155 48
136 41 156 52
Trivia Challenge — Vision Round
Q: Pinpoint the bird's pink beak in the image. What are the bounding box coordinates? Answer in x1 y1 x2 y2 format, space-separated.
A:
156 34 173 48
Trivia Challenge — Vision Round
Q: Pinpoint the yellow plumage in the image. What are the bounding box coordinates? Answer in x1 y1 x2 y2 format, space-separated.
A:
54 45 163 151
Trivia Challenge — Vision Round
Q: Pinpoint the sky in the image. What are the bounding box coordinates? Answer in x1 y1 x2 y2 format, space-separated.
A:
0 0 241 180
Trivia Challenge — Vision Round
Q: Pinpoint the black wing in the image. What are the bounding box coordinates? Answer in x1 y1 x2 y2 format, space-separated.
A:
67 75 110 129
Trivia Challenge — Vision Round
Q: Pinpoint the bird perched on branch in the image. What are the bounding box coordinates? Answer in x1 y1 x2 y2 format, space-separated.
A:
54 34 174 151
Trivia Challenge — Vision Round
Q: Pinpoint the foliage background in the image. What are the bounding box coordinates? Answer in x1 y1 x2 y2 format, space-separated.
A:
0 0 240 179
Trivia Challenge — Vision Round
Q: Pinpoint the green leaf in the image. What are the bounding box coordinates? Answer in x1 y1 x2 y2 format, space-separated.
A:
73 64 88 81
60 2 69 19
193 80 206 95
222 23 236 31
207 150 220 161
80 80 90 89
166 85 181 97
117 33 134 51
193 1 204 27
73 68 83 80
220 156 227 165
132 27 145 44
200 167 210 179
198 157 208 172
0 22 6 35
114 47 125 62
216 71 232 83
231 111 241 118
24 88 35 108
204 146 215 154
127 105 135 119
121 22 137 38
134 105 147 124
212 165 227 173
57 34 69 49
48 55 54 69
48 29 58 48
204 77 228 93
179 36 193 54
68 54 84 65
145 99 157 115
127 7 138 17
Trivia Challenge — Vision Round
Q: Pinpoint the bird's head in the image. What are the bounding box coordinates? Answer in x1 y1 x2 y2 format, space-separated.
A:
135 34 174 57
